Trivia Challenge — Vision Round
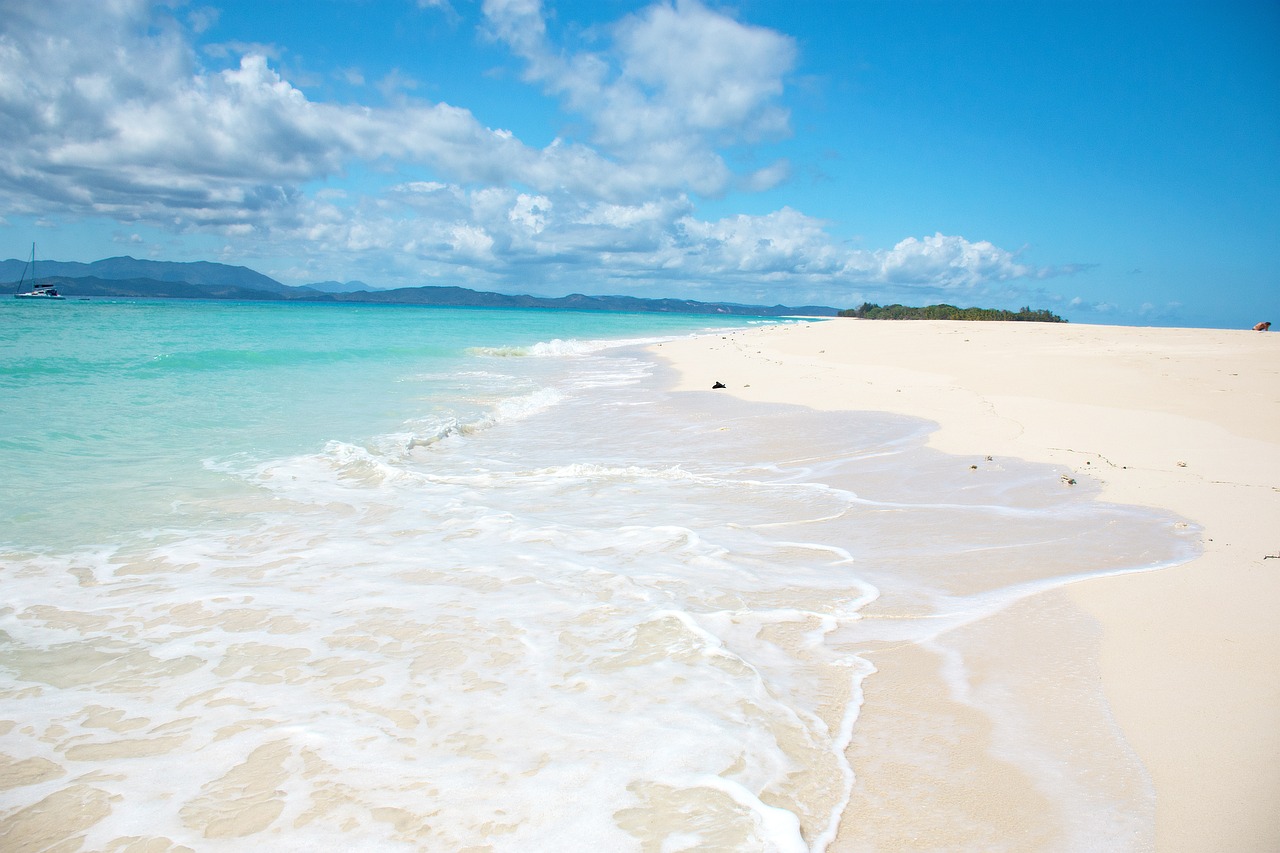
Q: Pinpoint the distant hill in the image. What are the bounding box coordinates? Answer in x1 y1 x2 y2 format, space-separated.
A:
318 286 837 316
29 276 288 301
0 255 293 295
2 254 839 316
304 279 380 293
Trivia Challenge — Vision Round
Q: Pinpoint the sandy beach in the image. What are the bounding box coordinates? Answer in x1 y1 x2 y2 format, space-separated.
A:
656 319 1280 851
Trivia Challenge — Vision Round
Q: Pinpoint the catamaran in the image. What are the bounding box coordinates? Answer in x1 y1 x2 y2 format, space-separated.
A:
13 244 64 300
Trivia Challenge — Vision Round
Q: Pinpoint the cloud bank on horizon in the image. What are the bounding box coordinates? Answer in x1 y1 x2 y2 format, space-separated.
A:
0 0 1275 323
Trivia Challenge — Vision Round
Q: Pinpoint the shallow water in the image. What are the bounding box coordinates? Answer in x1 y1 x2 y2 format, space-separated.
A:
0 300 1196 850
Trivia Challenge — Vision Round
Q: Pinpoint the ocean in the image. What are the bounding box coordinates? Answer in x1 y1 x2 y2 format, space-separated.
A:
0 298 1196 851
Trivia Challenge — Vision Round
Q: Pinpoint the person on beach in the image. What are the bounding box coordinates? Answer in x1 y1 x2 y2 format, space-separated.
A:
1253 321 1271 331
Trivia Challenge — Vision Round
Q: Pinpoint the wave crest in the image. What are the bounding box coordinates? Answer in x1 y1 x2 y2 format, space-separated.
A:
467 334 675 359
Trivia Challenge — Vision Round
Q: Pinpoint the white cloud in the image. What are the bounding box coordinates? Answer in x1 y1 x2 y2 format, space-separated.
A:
861 233 1037 288
675 208 842 276
0 0 1076 306
0 1 662 225
509 193 551 233
449 224 496 260
741 160 791 192
375 68 421 100
481 0 793 195
187 6 220 35
203 40 283 61
614 0 793 139
579 198 691 230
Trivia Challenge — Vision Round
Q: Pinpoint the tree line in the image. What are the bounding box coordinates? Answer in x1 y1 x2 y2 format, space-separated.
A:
838 303 1066 322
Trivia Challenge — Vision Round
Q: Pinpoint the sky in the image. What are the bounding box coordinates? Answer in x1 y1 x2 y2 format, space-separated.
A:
1 0 1276 326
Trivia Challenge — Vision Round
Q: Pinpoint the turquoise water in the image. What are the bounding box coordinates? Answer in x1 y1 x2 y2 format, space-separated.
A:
0 299 766 548
0 298 1195 851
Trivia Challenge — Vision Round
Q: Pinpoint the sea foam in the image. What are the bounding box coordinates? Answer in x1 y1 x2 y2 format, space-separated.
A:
0 304 1196 851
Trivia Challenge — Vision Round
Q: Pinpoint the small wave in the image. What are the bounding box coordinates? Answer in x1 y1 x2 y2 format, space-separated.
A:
394 388 566 452
467 338 603 357
400 415 492 450
492 386 561 420
466 344 532 357
140 347 357 372
400 370 514 383
529 463 699 482
527 338 617 357
467 334 678 359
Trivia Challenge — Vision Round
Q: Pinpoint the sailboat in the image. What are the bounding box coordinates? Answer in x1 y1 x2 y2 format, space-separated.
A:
13 244 65 300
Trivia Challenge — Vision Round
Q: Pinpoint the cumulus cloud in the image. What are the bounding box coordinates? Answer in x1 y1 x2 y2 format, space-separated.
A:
613 0 793 140
0 0 658 225
0 0 1074 304
863 233 1037 287
482 0 793 195
279 186 1047 304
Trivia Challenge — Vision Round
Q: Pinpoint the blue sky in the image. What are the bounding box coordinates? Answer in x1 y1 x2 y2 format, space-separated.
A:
1 0 1276 326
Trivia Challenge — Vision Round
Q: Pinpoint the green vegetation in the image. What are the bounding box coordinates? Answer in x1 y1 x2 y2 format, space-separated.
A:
838 303 1066 322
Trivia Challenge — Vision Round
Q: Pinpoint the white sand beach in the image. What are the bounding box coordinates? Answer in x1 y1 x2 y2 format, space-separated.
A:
656 319 1280 851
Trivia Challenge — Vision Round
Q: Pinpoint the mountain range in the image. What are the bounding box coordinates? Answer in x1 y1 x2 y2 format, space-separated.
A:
2 255 839 316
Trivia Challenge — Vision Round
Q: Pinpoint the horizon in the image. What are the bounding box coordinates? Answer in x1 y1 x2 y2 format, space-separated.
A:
1 1 1276 329
0 252 1068 316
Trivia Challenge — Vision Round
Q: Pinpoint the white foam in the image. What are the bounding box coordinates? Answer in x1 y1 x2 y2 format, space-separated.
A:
0 336 1196 852
469 332 696 360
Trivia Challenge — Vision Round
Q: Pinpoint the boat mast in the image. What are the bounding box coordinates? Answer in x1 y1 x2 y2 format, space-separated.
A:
14 243 37 294
17 244 31 292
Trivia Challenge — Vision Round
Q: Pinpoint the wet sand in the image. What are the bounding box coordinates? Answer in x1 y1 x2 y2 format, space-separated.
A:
655 319 1280 851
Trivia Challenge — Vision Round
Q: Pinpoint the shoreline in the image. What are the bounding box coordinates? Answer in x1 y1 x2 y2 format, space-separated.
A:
653 319 1280 851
